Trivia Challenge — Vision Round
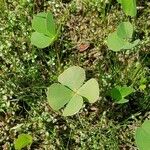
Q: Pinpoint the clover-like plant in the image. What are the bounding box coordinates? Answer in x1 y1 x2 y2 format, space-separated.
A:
135 120 150 150
46 66 99 116
31 12 57 48
107 22 140 52
110 86 134 104
117 0 137 17
14 134 33 150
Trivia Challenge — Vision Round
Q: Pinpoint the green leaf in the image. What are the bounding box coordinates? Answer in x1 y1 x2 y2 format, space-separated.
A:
118 86 134 98
47 83 74 110
31 12 57 48
32 12 50 36
110 87 122 101
123 39 140 49
110 86 134 104
46 12 56 36
63 95 83 116
115 98 129 104
117 22 133 39
31 32 54 48
77 79 99 103
58 66 85 91
14 134 32 150
117 0 122 3
47 66 99 116
135 120 150 150
107 32 127 51
121 0 137 17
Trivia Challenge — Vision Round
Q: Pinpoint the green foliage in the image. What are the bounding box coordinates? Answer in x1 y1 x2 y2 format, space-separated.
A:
14 134 32 150
118 0 137 17
135 120 150 150
117 22 133 39
110 86 134 104
107 22 140 51
31 12 57 48
47 66 99 116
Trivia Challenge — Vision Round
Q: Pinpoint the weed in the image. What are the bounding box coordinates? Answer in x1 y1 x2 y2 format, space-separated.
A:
47 66 99 116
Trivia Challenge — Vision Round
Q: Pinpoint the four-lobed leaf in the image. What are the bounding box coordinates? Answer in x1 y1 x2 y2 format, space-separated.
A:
135 120 150 150
110 86 134 104
47 66 99 116
31 12 57 48
107 22 140 52
14 134 32 150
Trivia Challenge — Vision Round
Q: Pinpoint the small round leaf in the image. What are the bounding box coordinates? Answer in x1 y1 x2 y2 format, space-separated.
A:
63 95 83 116
47 83 74 110
110 87 122 101
77 79 99 103
31 32 54 48
135 120 150 150
117 22 133 39
118 86 134 98
107 32 127 51
14 134 32 150
32 12 50 36
58 66 85 91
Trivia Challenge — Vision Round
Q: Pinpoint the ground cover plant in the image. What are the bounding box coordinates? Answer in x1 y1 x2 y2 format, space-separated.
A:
0 0 150 149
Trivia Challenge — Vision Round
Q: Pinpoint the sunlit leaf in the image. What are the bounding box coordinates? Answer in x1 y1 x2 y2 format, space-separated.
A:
107 32 126 51
14 134 32 150
77 79 99 103
123 39 140 49
135 120 150 150
121 0 137 17
32 12 50 36
117 22 133 39
58 66 85 91
115 98 129 104
47 66 99 116
107 22 139 52
118 86 134 98
63 95 83 116
31 32 54 48
31 12 57 48
47 83 74 110
117 0 122 3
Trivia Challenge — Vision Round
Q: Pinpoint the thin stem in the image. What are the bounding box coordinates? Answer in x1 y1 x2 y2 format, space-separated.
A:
77 113 84 128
